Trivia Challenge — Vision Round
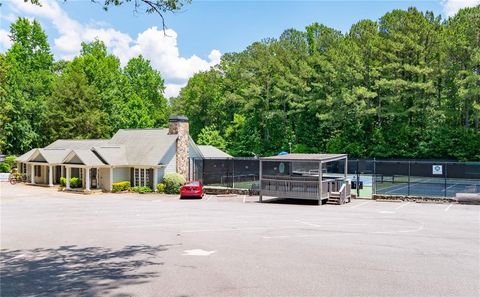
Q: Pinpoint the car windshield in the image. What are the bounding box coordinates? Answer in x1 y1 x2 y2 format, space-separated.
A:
185 181 200 186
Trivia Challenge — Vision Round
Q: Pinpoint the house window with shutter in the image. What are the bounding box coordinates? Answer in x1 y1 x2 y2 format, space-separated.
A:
133 168 149 187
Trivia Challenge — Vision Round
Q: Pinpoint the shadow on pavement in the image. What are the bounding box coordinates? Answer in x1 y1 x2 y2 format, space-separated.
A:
0 244 171 297
262 198 321 205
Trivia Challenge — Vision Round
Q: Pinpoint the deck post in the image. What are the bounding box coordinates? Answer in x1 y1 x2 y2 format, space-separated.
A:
344 156 348 181
259 160 263 203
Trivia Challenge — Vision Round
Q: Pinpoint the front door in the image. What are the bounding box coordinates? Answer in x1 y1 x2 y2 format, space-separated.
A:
91 168 97 189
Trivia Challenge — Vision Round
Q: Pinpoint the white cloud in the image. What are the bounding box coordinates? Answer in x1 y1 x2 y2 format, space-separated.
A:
164 83 185 98
7 0 221 97
0 29 12 51
442 0 480 17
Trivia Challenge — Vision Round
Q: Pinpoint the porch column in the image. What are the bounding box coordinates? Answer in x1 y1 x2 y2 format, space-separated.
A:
61 166 64 177
85 167 90 191
48 165 53 187
153 168 158 192
31 164 35 184
66 167 71 190
109 167 113 191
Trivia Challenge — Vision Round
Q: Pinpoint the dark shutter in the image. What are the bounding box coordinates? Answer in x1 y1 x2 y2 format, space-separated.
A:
130 168 134 186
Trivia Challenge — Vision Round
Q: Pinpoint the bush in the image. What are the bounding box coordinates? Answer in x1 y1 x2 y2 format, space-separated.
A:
4 155 16 168
0 163 11 173
131 186 152 194
70 177 81 188
156 183 165 193
112 181 130 192
163 173 185 194
59 177 82 188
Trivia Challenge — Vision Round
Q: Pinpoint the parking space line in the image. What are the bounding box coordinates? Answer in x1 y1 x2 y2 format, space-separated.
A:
444 204 453 212
395 202 411 210
349 201 370 209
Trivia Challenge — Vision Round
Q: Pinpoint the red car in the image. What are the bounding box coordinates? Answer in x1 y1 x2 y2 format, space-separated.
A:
180 180 204 198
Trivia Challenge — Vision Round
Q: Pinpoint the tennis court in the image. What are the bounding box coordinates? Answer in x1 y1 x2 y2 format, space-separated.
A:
375 176 480 197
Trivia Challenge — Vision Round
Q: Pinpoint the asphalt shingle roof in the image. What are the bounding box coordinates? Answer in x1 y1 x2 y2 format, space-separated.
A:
197 145 232 158
108 129 177 166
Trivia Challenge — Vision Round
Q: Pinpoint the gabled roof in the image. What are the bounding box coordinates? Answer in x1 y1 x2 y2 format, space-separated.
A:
92 145 128 166
16 148 37 162
108 129 177 166
45 139 109 150
197 145 232 158
63 149 106 166
34 149 71 164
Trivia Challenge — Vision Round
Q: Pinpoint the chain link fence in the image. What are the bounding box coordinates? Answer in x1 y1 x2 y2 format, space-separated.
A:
190 158 480 198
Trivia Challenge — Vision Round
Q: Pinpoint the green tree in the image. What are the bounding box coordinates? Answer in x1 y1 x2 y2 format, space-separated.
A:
0 18 54 154
197 125 226 150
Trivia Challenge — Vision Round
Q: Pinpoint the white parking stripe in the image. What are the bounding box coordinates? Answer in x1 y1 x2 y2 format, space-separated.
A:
444 204 453 212
395 202 411 210
350 201 370 208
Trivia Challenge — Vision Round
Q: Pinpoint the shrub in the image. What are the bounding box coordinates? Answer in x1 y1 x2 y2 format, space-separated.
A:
70 177 81 188
0 163 11 173
163 173 185 194
112 181 130 192
4 156 16 168
59 177 82 188
131 186 152 194
156 183 165 193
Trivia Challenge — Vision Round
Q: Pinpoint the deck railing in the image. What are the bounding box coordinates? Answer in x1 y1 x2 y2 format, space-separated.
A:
261 176 336 200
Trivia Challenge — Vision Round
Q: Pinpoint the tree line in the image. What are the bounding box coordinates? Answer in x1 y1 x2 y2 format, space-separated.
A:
0 18 169 155
1 6 479 161
173 6 480 161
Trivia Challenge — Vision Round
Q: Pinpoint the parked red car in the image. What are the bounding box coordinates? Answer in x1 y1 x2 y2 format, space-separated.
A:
180 181 204 198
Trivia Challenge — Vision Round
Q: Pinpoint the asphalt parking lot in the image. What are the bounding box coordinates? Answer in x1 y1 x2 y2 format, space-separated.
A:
1 183 479 297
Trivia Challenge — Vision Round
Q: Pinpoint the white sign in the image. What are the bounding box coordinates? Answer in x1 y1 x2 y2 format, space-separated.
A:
432 165 443 175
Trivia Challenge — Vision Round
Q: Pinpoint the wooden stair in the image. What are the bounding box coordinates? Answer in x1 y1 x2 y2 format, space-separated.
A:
327 192 341 205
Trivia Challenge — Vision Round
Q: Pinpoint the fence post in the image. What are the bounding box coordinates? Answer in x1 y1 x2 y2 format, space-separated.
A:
444 162 448 197
356 159 360 198
232 158 235 188
373 158 376 195
408 161 411 196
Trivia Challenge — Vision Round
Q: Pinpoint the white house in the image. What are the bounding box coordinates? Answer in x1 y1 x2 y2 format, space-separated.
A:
15 116 231 191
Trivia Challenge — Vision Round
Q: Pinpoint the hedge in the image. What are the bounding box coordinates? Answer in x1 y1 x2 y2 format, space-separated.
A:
59 177 82 188
163 173 185 194
112 181 130 192
131 186 153 194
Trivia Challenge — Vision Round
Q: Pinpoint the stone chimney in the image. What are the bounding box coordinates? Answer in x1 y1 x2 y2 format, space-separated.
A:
168 116 189 180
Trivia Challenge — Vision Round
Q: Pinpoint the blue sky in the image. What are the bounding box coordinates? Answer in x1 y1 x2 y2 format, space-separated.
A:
0 0 477 96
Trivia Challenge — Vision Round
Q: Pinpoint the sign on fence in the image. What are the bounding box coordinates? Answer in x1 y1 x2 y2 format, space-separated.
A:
432 165 443 175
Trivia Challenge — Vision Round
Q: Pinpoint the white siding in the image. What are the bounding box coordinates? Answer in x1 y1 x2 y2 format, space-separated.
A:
113 167 130 183
161 143 177 175
98 168 111 191
157 167 166 182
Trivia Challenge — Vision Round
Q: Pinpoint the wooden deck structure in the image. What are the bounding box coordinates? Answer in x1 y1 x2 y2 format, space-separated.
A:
259 154 351 205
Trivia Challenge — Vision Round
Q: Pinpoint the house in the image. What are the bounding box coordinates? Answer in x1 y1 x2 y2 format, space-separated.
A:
15 116 228 192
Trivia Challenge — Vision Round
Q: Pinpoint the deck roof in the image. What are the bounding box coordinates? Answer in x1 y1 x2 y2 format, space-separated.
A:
260 153 347 163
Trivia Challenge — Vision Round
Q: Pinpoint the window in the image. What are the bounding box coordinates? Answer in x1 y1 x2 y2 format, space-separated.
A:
21 163 27 174
35 165 41 177
134 168 150 187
